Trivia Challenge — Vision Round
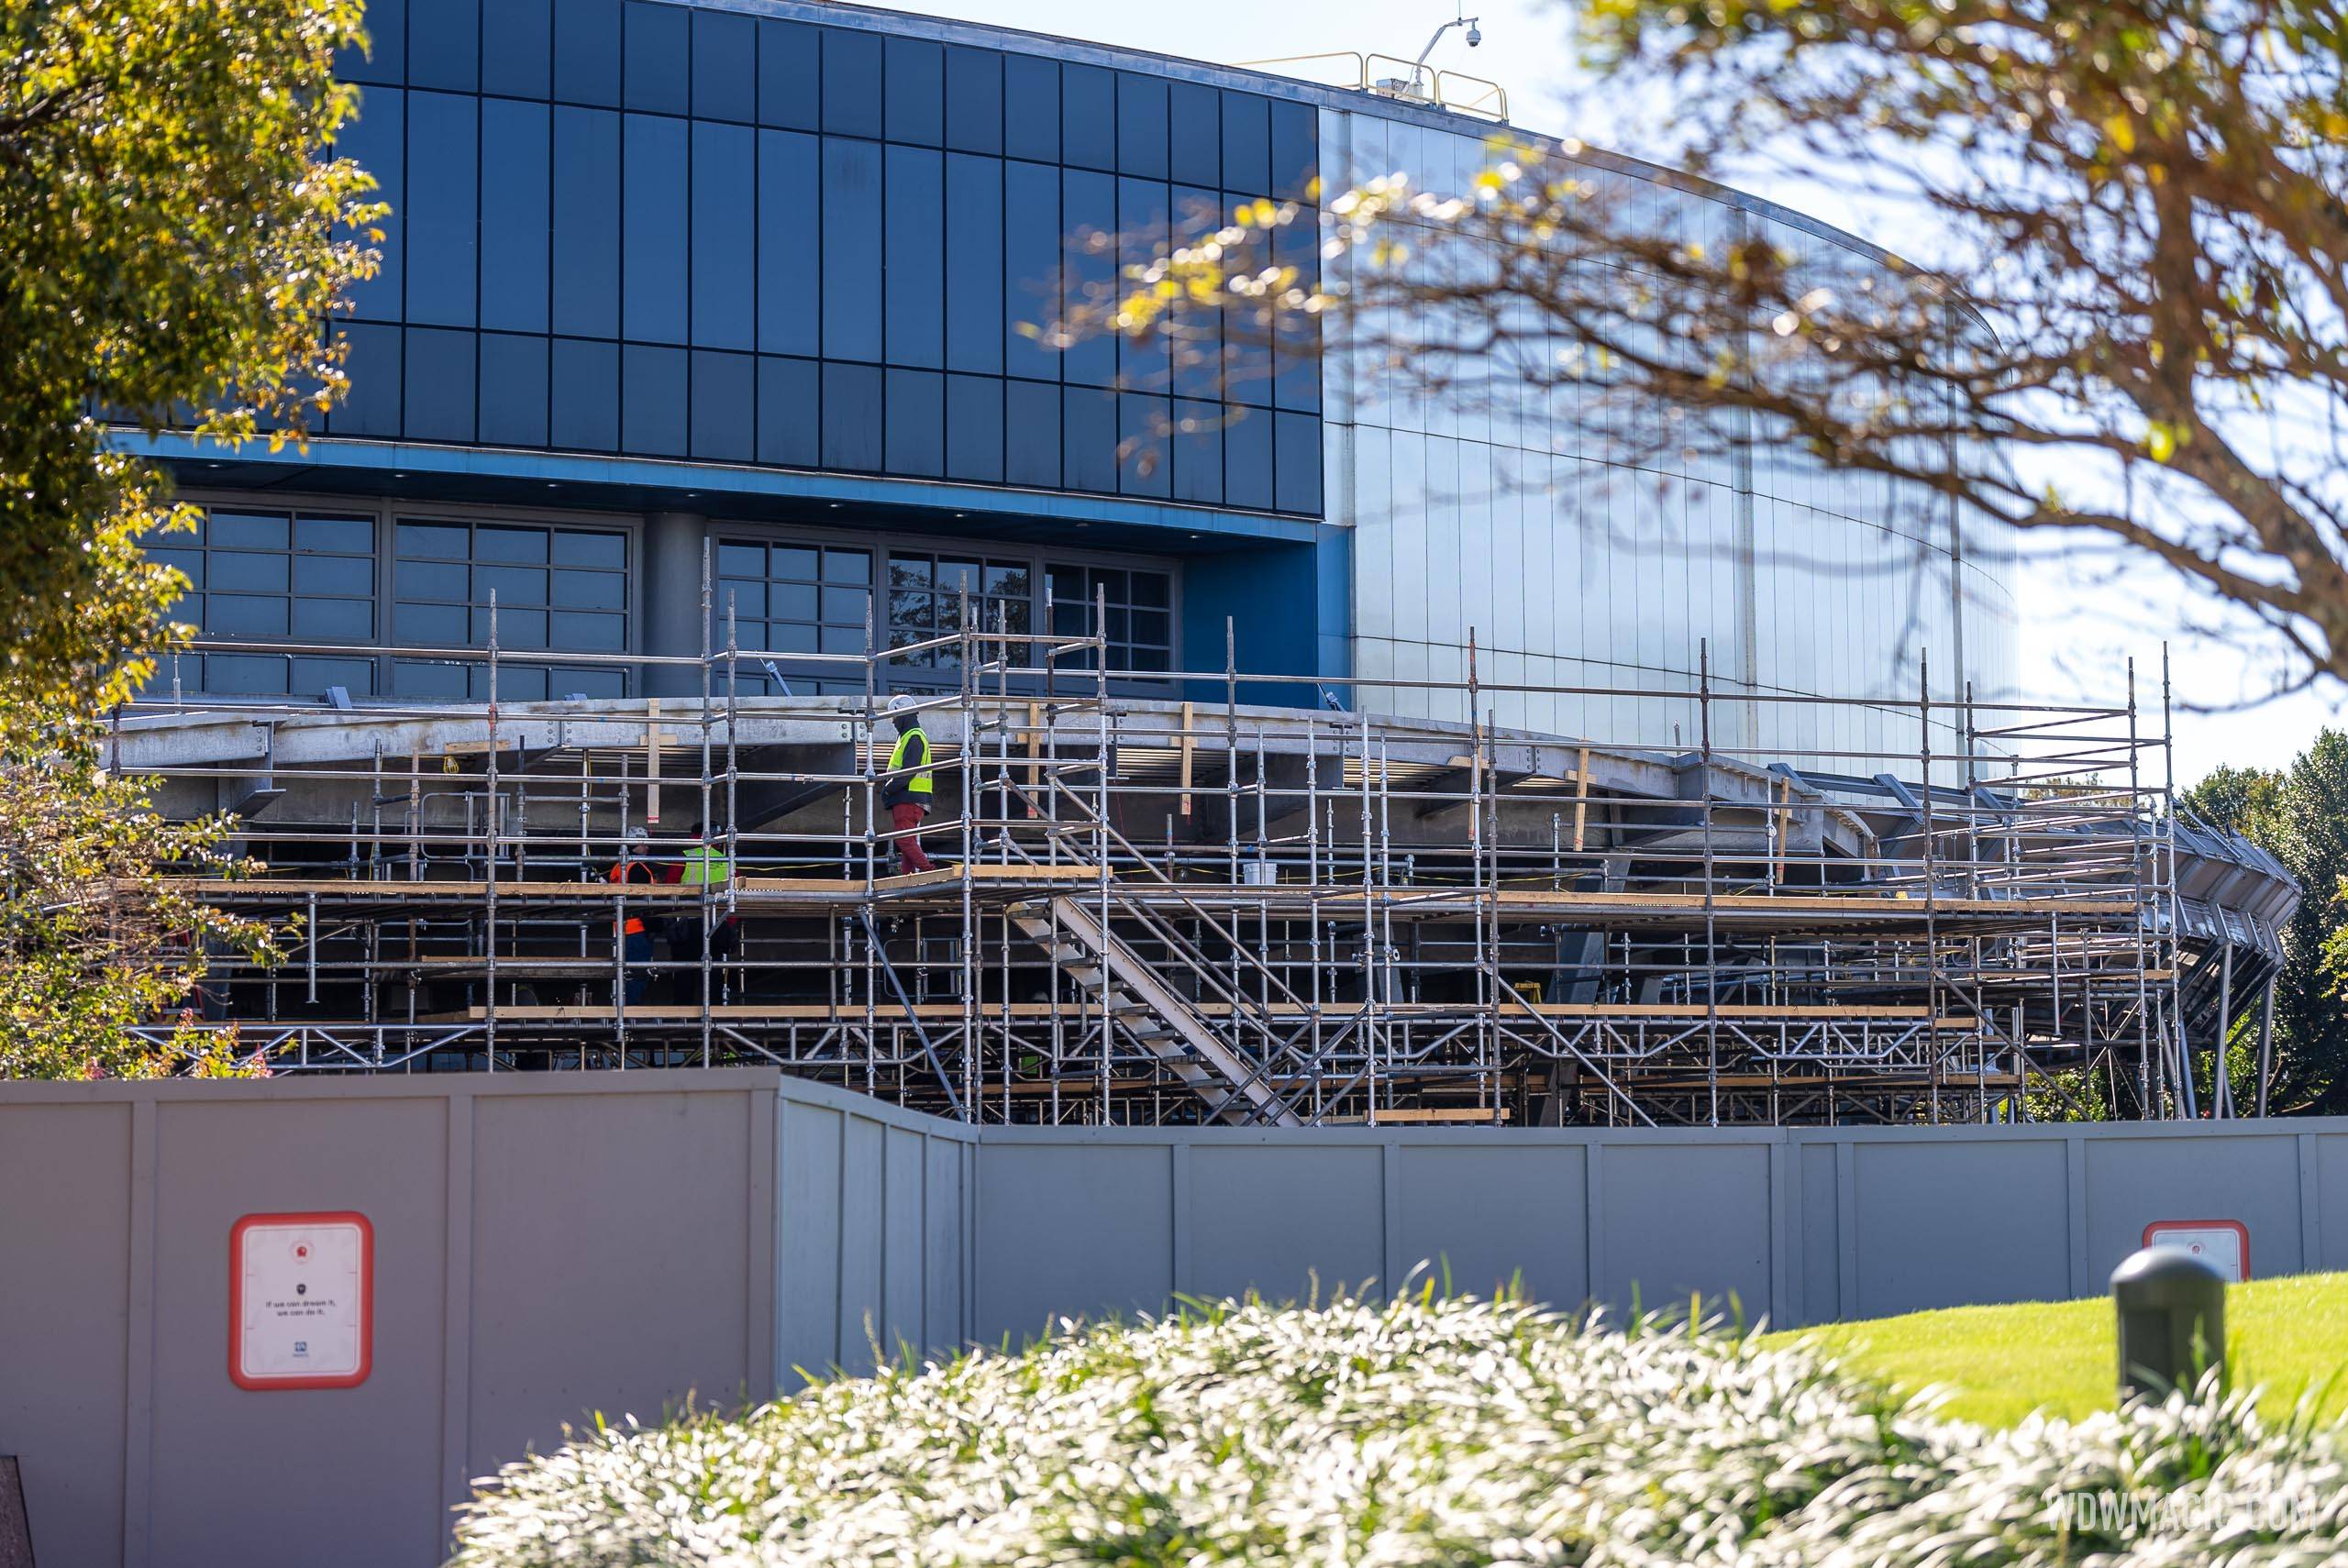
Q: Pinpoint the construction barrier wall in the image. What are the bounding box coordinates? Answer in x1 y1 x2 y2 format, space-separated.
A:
2 1072 2342 1566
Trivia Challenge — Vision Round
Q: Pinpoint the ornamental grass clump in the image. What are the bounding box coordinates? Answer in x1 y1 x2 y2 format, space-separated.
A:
449 1293 2348 1566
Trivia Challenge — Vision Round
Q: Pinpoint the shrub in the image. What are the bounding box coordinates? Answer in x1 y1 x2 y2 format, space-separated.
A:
449 1294 2348 1566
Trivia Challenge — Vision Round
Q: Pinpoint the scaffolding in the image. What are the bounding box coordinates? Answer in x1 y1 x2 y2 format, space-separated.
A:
105 552 2269 1128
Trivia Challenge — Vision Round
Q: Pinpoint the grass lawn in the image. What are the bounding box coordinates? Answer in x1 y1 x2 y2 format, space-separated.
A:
1762 1270 2348 1428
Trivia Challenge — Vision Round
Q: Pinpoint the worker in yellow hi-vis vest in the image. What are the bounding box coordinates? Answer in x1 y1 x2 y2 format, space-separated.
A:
662 824 738 1004
881 693 935 875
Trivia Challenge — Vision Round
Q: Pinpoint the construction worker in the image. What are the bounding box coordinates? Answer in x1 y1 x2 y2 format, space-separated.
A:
607 826 658 1006
664 823 739 1005
882 693 935 875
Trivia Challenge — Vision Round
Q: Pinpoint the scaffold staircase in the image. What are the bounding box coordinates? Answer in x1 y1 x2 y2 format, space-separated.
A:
1010 896 1302 1127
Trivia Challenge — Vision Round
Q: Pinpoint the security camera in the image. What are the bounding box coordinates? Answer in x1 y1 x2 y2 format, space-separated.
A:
1466 20 1482 45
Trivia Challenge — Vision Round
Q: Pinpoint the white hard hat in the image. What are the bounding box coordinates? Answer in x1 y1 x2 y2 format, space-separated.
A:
886 693 920 713
625 825 647 844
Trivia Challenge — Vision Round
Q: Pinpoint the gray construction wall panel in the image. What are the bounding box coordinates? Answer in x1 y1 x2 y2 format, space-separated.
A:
1595 1141 1775 1322
975 1143 1175 1341
467 1088 762 1463
1849 1137 2070 1317
1393 1143 1587 1304
2084 1132 2308 1278
2321 1133 2348 1265
146 1094 450 1568
837 1115 888 1374
776 1097 845 1384
0 1102 133 1568
1187 1143 1386 1305
882 1125 927 1361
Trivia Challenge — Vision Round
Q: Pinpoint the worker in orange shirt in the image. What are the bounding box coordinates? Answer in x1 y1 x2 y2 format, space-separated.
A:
608 826 659 1005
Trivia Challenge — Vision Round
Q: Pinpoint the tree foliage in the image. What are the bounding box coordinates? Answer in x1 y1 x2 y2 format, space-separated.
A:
2180 739 2348 1112
1099 0 2348 698
0 0 379 1077
2 0 379 716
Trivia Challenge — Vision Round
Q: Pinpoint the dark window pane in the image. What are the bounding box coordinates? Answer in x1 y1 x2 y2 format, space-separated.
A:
1061 64 1113 171
944 153 1002 374
821 586 868 623
409 0 479 91
1272 218 1322 412
1171 397 1223 505
406 92 479 326
690 349 754 460
822 28 882 138
553 0 622 105
474 526 549 564
1221 93 1270 194
330 322 402 436
551 106 620 337
1225 407 1272 509
1119 392 1171 498
297 515 373 554
756 130 820 357
291 657 378 696
1004 380 1059 487
482 0 551 97
1274 409 1323 513
338 90 403 322
475 606 548 646
474 565 548 606
758 18 819 130
477 663 548 699
718 543 765 577
820 362 882 470
551 611 626 650
1116 73 1168 178
397 522 470 558
293 597 374 639
209 513 289 551
1132 570 1169 608
479 332 550 447
213 551 290 593
481 99 551 333
622 0 688 114
884 37 943 146
1063 386 1117 491
883 146 943 368
549 337 619 450
558 667 626 698
944 46 1001 154
756 355 818 467
719 580 767 619
820 138 883 360
691 121 754 349
1169 83 1219 187
944 374 1002 482
1118 177 1170 390
824 548 869 584
768 580 814 622
550 529 625 568
404 327 477 441
1002 160 1059 380
206 655 289 694
393 659 469 699
1002 53 1058 161
209 594 289 636
883 369 944 477
622 115 687 343
1059 170 1116 385
692 8 755 121
396 559 468 599
772 545 817 580
151 548 202 589
294 555 374 596
1269 99 1318 202
620 344 688 456
338 0 404 85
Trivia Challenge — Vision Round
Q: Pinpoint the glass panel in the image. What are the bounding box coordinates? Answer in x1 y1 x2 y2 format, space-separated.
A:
474 565 549 606
294 555 373 597
823 548 870 583
397 523 471 558
773 546 820 580
296 516 373 554
396 559 467 600
472 526 549 564
208 595 289 636
821 585 869 624
208 513 289 551
211 552 291 593
550 529 626 569
292 597 374 639
550 611 625 650
718 544 766 579
552 569 626 610
398 602 468 645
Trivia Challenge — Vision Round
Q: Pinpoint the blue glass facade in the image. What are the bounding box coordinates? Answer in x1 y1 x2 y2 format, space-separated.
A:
327 0 1324 514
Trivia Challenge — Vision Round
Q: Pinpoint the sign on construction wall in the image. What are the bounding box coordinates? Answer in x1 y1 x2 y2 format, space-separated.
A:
2142 1219 2250 1283
230 1211 373 1389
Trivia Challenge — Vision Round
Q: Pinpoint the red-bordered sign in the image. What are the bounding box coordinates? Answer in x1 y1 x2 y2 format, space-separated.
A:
2142 1218 2250 1282
229 1211 373 1390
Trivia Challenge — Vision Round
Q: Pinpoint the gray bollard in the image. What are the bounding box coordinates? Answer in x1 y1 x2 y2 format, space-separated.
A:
2110 1246 2225 1403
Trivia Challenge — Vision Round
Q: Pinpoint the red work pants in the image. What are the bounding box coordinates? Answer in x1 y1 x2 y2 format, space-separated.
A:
891 801 933 874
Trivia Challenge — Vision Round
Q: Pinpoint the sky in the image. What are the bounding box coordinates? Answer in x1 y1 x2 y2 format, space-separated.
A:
910 0 2343 784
